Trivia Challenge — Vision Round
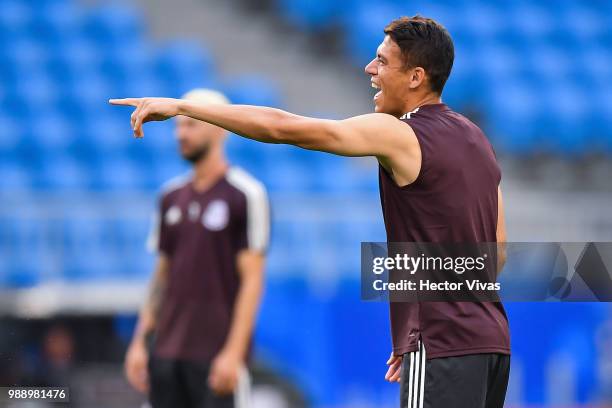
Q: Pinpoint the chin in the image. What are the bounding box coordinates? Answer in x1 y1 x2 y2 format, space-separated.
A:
374 99 390 114
375 105 392 115
180 150 195 160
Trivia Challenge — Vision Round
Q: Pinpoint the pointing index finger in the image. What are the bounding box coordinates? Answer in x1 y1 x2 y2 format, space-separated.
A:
108 98 140 106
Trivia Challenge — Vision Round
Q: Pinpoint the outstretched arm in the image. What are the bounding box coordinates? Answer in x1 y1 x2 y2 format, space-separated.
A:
109 97 417 163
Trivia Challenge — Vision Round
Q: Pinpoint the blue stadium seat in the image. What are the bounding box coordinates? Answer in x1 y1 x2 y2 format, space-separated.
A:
100 42 152 84
475 44 524 83
223 74 282 107
526 45 571 82
597 14 612 49
10 69 58 113
81 112 131 154
345 159 378 192
93 155 147 191
342 2 400 66
442 39 481 109
106 218 153 279
284 144 321 165
260 156 313 193
0 216 56 287
62 217 104 252
35 153 91 191
0 113 22 154
48 38 102 80
559 5 606 45
226 134 272 162
137 120 178 162
276 0 342 31
61 216 118 280
115 73 170 100
580 46 612 88
4 36 48 71
225 134 254 162
0 159 31 191
154 40 215 96
459 2 507 41
118 249 155 280
508 3 558 43
63 245 119 281
81 2 145 46
62 70 114 115
30 0 81 42
235 143 310 191
150 158 191 192
311 155 361 193
591 85 612 153
0 257 41 288
27 109 76 151
541 84 589 156
484 81 540 154
0 0 32 37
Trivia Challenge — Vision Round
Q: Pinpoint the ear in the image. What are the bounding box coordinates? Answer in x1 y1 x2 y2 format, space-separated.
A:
408 67 426 89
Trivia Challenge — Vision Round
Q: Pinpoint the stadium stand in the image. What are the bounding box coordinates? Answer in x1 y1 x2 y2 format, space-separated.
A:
0 0 611 406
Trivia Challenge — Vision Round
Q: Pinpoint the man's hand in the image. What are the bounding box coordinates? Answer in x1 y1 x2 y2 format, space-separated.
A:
109 97 181 138
124 339 150 393
208 349 242 395
385 352 403 383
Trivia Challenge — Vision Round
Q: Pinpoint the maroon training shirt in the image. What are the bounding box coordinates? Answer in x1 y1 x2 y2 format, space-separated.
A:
148 167 270 363
378 103 511 359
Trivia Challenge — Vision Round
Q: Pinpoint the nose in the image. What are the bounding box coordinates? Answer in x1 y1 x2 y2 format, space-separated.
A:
364 58 377 76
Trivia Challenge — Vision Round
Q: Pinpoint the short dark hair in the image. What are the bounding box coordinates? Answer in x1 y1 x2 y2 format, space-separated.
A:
384 15 454 94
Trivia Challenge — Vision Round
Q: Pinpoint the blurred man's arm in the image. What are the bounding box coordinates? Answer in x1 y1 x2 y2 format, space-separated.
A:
496 186 507 274
109 98 420 186
125 254 169 393
208 250 265 395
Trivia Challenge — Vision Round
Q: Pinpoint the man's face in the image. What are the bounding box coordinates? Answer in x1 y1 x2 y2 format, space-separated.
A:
175 116 225 163
364 36 414 117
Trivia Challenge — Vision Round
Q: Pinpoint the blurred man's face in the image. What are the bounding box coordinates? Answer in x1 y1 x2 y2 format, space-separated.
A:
365 36 416 117
175 115 225 163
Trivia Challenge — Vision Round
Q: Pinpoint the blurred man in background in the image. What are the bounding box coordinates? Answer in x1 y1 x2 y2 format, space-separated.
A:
111 16 509 408
124 89 270 408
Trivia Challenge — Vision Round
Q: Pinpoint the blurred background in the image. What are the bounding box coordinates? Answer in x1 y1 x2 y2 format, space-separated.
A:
0 0 611 406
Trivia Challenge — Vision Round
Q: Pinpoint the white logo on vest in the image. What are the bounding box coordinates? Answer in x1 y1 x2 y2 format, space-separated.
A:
165 205 182 225
202 199 230 231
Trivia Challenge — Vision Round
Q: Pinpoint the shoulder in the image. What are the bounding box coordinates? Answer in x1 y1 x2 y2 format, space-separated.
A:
451 111 495 149
352 113 419 155
451 110 483 132
225 167 270 222
225 167 268 204
159 171 192 200
356 112 417 134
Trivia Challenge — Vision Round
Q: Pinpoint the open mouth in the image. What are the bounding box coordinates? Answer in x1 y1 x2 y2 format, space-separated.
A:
371 82 382 100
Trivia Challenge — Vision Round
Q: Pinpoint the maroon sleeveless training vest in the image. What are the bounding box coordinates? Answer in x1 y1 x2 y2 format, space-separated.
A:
378 103 510 359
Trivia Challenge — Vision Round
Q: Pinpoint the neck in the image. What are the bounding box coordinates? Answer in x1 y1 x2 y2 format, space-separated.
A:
400 92 442 117
192 146 228 192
